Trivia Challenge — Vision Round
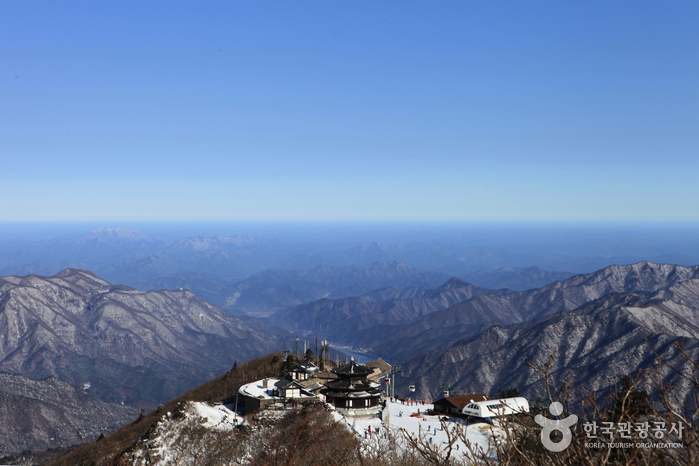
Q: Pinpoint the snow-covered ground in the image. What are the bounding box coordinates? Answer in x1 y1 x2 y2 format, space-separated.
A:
129 397 499 465
130 402 242 465
332 399 499 463
191 402 244 430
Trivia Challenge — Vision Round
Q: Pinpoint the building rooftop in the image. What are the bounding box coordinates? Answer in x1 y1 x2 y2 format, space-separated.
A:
291 360 319 373
434 394 490 410
332 358 374 377
239 378 280 399
325 379 381 392
365 358 391 375
315 370 339 381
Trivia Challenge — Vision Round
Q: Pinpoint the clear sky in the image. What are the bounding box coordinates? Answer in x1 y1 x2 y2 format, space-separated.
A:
1 1 697 222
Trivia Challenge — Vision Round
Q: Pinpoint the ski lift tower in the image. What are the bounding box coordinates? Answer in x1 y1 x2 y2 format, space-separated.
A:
389 365 402 398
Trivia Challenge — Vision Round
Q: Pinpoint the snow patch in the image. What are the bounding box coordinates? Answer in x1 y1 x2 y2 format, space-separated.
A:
239 378 279 399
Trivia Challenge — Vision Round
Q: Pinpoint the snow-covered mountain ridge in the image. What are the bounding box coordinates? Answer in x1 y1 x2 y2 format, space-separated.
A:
0 268 290 407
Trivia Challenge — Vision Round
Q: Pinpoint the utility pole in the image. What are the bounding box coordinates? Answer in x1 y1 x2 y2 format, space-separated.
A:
296 336 299 360
234 390 239 424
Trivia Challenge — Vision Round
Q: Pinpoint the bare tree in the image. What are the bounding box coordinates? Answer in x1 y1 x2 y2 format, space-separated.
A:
249 406 359 466
399 345 698 466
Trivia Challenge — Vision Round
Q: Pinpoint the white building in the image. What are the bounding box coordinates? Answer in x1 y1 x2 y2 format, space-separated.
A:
461 397 530 419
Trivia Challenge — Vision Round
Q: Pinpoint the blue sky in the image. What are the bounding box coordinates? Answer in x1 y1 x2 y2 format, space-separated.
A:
1 1 697 221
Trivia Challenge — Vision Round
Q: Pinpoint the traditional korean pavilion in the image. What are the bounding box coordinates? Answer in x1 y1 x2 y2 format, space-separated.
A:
323 357 383 417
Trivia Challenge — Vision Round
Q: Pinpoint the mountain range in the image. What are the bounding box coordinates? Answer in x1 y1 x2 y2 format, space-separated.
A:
5 226 680 297
143 261 452 318
0 269 291 408
299 262 699 363
263 261 699 408
4 254 699 458
268 277 506 341
40 260 699 465
0 229 288 284
401 289 699 406
463 266 575 291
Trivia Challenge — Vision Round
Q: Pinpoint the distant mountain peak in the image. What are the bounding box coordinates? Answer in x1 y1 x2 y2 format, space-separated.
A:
606 261 686 273
496 266 521 273
52 268 99 279
367 260 410 269
582 262 698 286
353 242 393 252
495 265 545 273
4 268 113 292
62 227 153 245
170 234 271 251
83 227 151 240
439 277 473 289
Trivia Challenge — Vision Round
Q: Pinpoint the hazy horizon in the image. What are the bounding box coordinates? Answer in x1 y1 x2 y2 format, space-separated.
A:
2 220 699 277
3 219 699 243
